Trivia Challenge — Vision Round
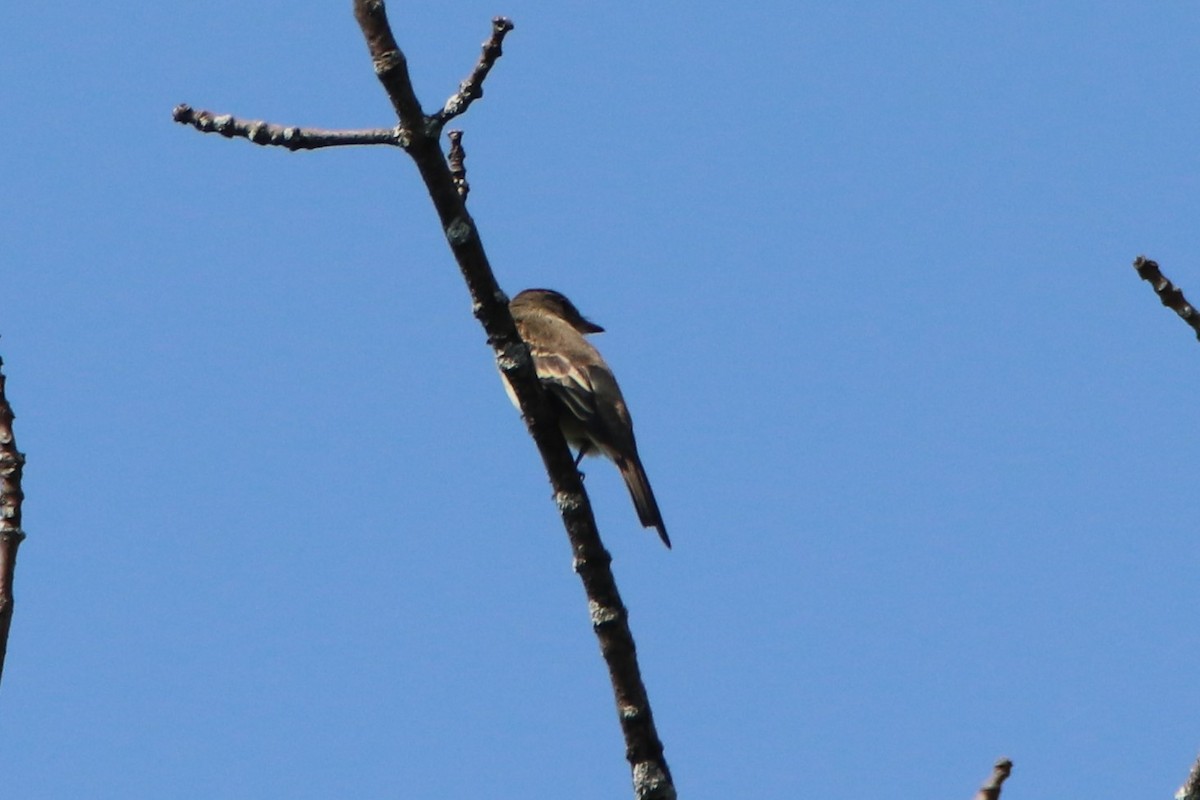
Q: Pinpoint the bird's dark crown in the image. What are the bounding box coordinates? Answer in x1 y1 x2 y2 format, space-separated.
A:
511 288 605 333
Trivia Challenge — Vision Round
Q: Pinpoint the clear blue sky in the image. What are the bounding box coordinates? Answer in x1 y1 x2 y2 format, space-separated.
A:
3 2 1199 797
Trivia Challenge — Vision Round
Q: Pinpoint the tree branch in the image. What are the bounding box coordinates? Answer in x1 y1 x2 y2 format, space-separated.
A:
1132 255 1200 341
173 4 673 796
353 0 427 135
0 356 27 689
1177 752 1200 800
447 130 469 199
171 104 404 150
350 6 673 797
972 758 1012 800
433 16 516 126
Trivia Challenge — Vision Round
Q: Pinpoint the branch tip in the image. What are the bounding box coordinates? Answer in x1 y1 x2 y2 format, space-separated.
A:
1131 255 1200 340
173 105 403 151
448 129 470 199
972 758 1013 800
434 16 516 126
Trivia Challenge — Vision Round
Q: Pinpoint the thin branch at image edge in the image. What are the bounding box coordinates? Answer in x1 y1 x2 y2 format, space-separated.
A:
1178 752 1200 800
972 758 1012 800
1132 255 1200 341
0 356 27 688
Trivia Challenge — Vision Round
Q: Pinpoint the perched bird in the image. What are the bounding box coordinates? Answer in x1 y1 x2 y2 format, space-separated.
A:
504 288 670 548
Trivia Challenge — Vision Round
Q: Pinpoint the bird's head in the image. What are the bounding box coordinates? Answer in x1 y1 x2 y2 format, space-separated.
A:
511 288 605 334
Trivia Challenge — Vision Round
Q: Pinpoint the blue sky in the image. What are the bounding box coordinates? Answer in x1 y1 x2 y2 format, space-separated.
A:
3 2 1199 797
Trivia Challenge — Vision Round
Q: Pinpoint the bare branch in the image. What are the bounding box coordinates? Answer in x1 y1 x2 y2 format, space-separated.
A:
172 104 403 150
173 5 670 794
353 0 428 137
350 4 674 797
1132 255 1200 341
972 758 1012 800
447 130 469 199
0 355 27 688
1177 752 1200 800
433 16 516 126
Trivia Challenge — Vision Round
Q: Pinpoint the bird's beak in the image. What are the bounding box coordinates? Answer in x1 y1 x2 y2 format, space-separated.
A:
581 320 605 334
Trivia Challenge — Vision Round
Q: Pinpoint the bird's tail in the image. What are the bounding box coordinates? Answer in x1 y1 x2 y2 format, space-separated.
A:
617 455 671 548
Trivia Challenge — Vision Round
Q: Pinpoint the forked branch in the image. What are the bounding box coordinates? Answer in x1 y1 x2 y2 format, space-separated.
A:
350 4 673 796
173 4 674 797
170 15 512 152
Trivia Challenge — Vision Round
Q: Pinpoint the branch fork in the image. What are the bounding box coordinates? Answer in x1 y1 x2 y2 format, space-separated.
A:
173 14 513 156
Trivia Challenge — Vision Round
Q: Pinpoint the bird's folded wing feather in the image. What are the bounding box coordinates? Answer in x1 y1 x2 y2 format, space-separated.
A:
529 349 596 424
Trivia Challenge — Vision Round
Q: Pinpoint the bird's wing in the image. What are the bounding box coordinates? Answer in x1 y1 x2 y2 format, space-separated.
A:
586 366 638 453
529 348 598 424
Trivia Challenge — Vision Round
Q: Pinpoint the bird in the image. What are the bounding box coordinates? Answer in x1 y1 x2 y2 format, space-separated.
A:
503 288 670 548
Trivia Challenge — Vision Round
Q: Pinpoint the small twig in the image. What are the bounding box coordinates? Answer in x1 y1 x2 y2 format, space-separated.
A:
447 130 469 199
0 355 27 689
433 17 515 126
1177 751 1200 800
1132 255 1200 341
972 758 1012 800
172 104 404 150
